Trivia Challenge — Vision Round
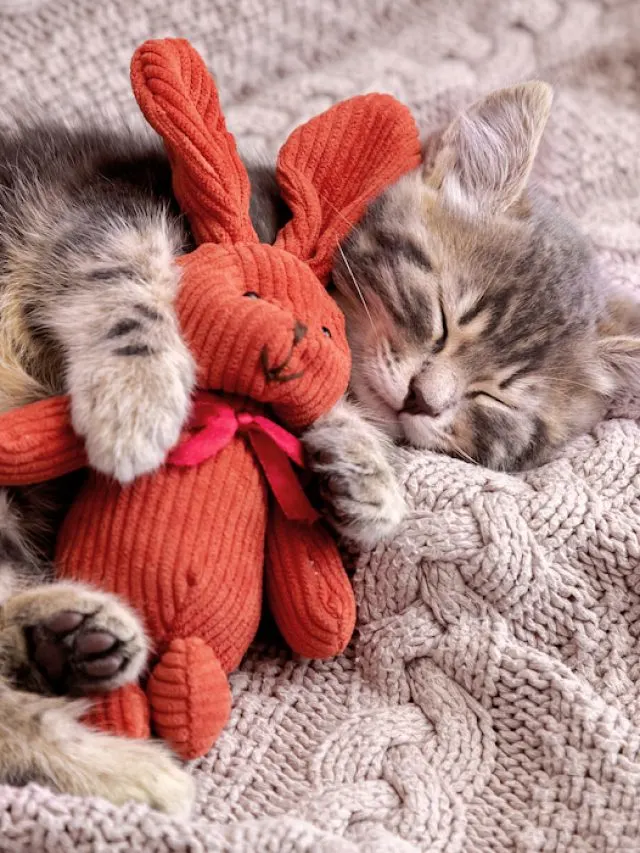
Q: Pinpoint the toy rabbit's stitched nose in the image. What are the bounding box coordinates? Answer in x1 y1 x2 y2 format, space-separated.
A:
260 319 312 384
261 320 309 381
293 321 307 344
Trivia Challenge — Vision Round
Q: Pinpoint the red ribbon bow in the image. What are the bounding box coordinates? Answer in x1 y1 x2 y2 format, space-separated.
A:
167 392 319 524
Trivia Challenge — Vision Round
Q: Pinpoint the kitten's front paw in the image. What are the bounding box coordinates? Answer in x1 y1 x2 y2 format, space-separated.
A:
70 345 195 483
304 428 406 548
3 583 148 695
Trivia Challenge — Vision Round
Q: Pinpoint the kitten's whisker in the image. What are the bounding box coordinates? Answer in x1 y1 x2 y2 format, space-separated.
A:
317 191 358 233
433 427 478 465
538 375 598 392
336 243 374 330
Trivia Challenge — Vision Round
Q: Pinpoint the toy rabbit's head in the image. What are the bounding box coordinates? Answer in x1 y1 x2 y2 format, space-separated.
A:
175 243 348 429
131 39 422 429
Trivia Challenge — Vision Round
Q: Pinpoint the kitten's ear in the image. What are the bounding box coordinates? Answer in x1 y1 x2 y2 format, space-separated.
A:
598 294 640 399
427 82 553 214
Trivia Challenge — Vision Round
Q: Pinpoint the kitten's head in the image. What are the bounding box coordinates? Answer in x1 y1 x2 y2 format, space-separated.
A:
334 82 640 470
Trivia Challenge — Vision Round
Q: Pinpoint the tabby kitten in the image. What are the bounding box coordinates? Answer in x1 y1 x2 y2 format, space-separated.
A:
0 82 637 810
304 81 640 545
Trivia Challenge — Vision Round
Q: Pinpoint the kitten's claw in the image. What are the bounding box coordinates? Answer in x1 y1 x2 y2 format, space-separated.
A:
304 405 406 548
318 457 406 548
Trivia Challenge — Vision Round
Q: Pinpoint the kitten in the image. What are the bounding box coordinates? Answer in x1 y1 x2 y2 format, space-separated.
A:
0 121 279 812
303 82 640 545
0 82 636 808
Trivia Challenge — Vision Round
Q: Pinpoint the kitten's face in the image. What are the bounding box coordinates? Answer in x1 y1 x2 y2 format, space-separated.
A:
334 83 640 471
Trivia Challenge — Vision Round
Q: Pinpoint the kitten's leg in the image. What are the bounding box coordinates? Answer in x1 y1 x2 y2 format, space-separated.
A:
0 491 193 814
38 214 195 483
303 397 406 548
0 684 194 814
0 483 148 697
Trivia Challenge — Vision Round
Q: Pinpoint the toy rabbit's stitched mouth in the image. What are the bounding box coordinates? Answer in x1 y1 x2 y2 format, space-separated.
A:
261 343 305 384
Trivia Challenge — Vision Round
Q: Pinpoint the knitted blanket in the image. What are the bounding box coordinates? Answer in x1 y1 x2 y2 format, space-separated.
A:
2 0 640 850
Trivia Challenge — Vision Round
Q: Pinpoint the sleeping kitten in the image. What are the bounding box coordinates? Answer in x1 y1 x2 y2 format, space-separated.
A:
303 82 640 545
0 81 637 809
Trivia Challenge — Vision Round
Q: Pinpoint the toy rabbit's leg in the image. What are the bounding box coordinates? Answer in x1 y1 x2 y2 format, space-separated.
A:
83 683 151 740
265 506 356 659
147 637 231 760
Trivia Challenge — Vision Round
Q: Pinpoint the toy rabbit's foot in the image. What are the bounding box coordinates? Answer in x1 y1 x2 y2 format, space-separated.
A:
1 583 148 695
149 637 231 760
83 682 151 741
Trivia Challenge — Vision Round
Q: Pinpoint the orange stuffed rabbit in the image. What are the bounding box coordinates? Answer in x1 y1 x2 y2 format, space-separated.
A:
0 39 421 759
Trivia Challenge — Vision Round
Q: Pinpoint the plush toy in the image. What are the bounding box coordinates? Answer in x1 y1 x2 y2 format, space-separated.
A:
0 39 422 758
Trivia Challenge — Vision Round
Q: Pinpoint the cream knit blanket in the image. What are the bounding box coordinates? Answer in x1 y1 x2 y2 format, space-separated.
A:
1 0 640 850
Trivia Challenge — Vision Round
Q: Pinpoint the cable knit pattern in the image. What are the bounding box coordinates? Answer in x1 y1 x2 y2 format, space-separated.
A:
2 0 640 850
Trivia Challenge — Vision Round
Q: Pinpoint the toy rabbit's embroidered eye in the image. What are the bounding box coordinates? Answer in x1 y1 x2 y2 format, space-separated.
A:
244 291 260 299
322 327 332 338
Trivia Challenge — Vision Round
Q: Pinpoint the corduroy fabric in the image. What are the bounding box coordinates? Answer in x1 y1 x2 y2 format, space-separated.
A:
0 38 421 760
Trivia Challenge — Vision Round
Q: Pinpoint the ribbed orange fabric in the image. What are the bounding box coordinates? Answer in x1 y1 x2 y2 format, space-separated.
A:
0 39 421 759
0 397 87 483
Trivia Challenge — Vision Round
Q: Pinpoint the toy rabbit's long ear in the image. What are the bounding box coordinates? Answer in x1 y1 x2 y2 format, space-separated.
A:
131 39 258 246
274 94 421 284
0 396 87 486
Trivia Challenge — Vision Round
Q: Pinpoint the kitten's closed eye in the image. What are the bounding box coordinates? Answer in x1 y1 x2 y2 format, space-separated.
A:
466 390 511 407
432 301 448 353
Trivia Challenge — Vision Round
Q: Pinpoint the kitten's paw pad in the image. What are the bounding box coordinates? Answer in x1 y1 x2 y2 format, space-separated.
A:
71 345 195 483
28 607 146 695
16 589 148 695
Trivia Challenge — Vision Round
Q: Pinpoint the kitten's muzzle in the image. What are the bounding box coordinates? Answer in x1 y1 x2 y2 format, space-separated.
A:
403 382 441 418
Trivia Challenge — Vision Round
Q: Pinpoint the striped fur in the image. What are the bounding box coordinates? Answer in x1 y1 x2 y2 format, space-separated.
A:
1 85 639 805
305 82 640 545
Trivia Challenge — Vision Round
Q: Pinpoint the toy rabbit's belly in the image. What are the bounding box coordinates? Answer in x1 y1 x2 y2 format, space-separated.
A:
56 436 267 672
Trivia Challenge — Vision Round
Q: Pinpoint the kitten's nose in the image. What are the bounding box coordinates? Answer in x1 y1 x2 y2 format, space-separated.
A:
404 380 439 417
404 371 458 418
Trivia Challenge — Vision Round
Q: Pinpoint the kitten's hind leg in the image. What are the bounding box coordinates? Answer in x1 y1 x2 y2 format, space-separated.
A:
0 683 194 814
0 491 190 813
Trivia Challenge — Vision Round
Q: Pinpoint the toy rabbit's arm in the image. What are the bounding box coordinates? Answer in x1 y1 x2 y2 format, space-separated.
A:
265 505 355 660
0 396 87 485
